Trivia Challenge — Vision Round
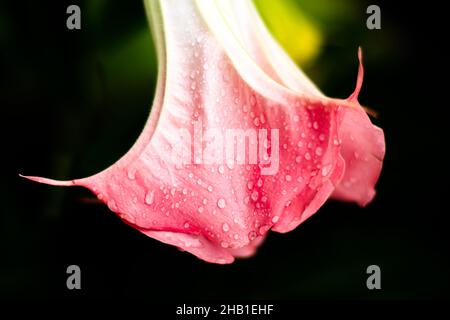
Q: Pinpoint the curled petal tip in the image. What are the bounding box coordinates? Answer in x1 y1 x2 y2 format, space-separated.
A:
348 47 364 103
19 174 77 187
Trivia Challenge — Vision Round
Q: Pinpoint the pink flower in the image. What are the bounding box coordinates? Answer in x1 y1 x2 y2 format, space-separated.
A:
22 0 385 264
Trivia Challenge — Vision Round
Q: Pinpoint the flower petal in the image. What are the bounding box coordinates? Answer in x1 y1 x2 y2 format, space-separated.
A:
331 50 385 206
22 0 385 263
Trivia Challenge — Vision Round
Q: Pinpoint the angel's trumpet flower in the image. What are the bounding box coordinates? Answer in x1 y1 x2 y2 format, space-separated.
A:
22 0 385 264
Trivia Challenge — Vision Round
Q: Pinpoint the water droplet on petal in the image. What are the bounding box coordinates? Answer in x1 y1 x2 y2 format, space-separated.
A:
313 121 319 130
145 191 154 205
217 198 226 209
248 231 257 241
322 164 332 176
305 152 311 161
257 178 263 188
127 168 136 180
107 200 117 211
315 147 323 156
259 225 270 235
198 206 204 213
272 215 280 223
285 175 292 182
222 223 229 232
251 190 259 201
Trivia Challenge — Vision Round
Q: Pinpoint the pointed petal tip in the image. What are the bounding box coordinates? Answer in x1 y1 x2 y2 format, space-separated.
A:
348 47 364 103
19 174 77 187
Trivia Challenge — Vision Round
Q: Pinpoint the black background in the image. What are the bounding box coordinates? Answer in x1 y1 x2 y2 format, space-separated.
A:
1 0 449 300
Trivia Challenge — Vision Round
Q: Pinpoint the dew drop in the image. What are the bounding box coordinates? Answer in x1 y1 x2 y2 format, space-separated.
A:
315 147 323 156
145 191 154 205
313 121 319 130
217 198 226 209
251 190 259 201
259 225 270 235
272 215 280 223
285 175 292 182
107 200 117 211
322 164 332 176
305 152 311 161
248 231 257 241
257 178 263 188
198 206 204 213
127 168 136 180
222 223 229 232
